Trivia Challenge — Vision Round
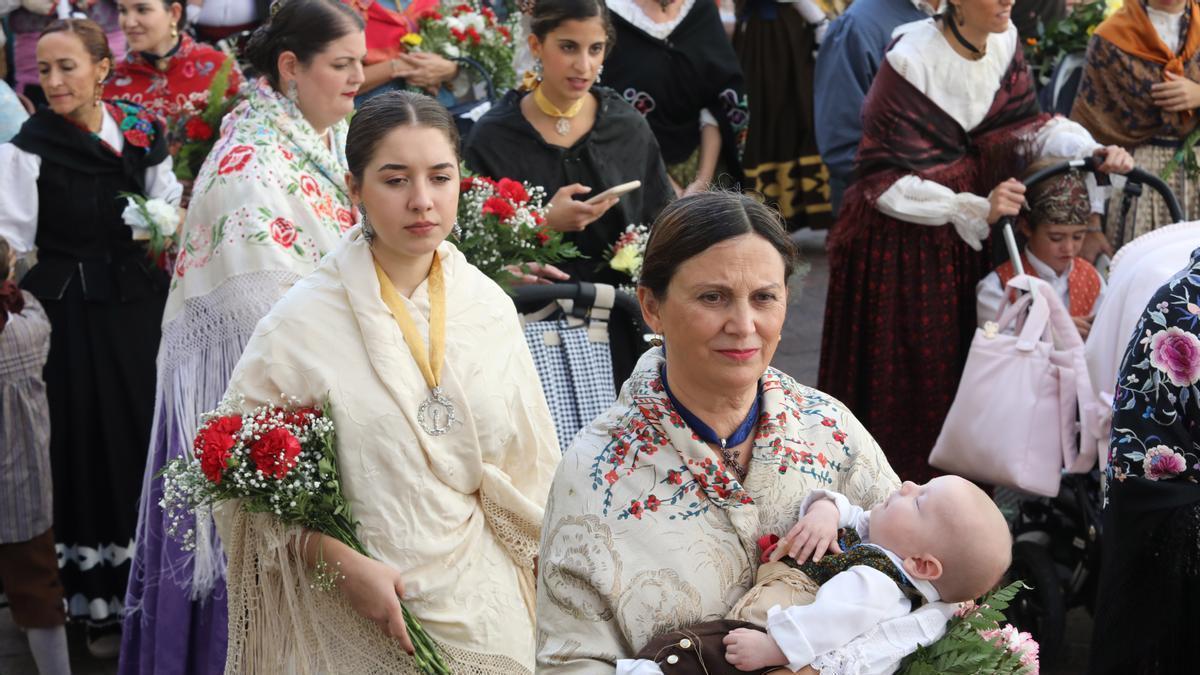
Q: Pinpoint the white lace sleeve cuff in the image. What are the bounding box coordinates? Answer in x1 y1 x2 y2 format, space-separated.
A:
700 108 718 129
875 176 992 250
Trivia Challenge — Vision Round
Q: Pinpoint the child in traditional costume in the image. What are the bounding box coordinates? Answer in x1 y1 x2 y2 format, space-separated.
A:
617 475 1011 675
976 167 1107 340
0 236 71 675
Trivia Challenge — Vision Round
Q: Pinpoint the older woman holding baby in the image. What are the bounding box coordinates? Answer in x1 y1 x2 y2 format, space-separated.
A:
536 191 973 674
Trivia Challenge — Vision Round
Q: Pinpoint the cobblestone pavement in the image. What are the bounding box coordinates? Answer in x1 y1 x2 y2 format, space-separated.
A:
0 229 1090 674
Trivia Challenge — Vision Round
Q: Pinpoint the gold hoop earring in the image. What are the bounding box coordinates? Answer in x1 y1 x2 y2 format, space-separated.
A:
171 24 178 38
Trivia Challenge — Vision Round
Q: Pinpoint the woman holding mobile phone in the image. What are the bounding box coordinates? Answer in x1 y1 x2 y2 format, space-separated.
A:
463 0 674 288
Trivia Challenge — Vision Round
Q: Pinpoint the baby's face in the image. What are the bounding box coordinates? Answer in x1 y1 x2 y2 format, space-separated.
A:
868 476 971 559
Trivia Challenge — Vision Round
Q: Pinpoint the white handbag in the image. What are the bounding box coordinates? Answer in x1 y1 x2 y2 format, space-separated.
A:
929 275 1102 497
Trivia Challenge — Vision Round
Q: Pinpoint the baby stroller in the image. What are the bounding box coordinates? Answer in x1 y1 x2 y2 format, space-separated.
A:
512 282 649 452
992 157 1184 666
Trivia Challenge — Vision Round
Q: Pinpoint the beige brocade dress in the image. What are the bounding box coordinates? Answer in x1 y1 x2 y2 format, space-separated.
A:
216 232 561 674
535 349 901 671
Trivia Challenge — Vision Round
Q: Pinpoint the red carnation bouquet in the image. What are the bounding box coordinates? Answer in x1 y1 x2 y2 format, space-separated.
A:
404 3 517 92
455 175 580 288
159 397 450 674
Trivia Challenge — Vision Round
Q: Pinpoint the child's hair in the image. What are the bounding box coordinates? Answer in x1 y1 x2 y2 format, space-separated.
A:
1022 158 1092 229
0 236 26 334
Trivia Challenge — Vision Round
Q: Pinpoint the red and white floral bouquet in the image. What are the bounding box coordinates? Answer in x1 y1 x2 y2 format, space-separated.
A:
159 397 450 674
405 3 517 92
454 175 580 287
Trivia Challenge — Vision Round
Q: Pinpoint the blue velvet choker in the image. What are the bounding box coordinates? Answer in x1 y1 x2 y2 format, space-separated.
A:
661 367 761 480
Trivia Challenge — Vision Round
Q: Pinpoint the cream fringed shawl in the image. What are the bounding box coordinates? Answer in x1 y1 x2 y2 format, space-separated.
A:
536 349 901 672
216 231 561 674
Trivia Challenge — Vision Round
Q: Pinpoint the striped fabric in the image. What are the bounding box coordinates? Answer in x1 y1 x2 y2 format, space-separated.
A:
0 291 53 544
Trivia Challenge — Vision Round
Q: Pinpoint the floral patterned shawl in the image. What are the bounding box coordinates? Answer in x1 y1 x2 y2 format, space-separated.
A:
1091 246 1200 673
535 348 900 670
138 77 356 598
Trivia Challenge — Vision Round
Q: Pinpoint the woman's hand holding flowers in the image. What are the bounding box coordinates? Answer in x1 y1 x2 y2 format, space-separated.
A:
322 536 415 654
772 498 842 564
1151 71 1200 113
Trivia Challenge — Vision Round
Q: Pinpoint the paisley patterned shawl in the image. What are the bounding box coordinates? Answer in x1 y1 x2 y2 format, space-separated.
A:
1072 31 1200 148
166 77 356 324
536 348 900 670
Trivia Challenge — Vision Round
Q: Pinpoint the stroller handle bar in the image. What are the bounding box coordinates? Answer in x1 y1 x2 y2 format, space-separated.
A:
512 282 644 323
996 156 1184 276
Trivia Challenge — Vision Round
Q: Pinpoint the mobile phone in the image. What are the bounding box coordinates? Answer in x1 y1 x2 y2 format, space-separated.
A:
584 180 641 205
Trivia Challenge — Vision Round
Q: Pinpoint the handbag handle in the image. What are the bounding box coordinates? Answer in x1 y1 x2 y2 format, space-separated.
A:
997 275 1052 351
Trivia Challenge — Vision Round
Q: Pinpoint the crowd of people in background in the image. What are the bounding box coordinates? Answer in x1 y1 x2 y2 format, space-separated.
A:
0 0 1198 673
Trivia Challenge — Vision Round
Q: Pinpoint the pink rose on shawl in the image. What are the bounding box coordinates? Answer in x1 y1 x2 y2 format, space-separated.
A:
182 61 196 79
270 217 297 248
218 144 255 175
1144 445 1187 480
1149 327 1200 386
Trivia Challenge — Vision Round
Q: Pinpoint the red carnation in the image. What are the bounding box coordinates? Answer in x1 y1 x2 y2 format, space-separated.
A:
496 178 529 205
482 196 516 221
466 27 481 44
195 415 243 484
536 229 551 246
451 28 466 42
185 117 213 141
249 427 303 479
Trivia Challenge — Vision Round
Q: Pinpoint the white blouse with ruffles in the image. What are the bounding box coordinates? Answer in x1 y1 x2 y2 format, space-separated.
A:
874 19 1103 250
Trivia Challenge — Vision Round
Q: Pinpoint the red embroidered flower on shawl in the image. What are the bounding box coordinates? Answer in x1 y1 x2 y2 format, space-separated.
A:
219 144 255 175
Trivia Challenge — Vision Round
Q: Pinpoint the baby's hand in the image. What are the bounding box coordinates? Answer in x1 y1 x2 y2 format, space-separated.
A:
771 498 842 563
723 628 790 672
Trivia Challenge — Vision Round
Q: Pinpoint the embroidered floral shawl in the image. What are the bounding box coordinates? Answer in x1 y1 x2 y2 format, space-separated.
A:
217 233 560 674
535 348 900 669
143 77 355 597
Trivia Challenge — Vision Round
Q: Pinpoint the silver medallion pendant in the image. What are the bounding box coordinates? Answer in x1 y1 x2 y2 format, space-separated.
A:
555 117 571 136
418 387 457 436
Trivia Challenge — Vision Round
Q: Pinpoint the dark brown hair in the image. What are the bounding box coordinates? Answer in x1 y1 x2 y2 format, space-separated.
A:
639 191 799 297
346 90 460 182
531 0 615 54
40 19 114 77
243 0 364 90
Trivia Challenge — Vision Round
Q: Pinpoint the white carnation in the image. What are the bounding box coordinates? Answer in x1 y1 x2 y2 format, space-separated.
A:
144 198 180 237
122 198 150 230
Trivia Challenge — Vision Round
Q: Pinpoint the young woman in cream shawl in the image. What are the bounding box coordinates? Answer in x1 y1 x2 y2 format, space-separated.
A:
537 192 937 673
120 2 369 672
216 90 561 674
